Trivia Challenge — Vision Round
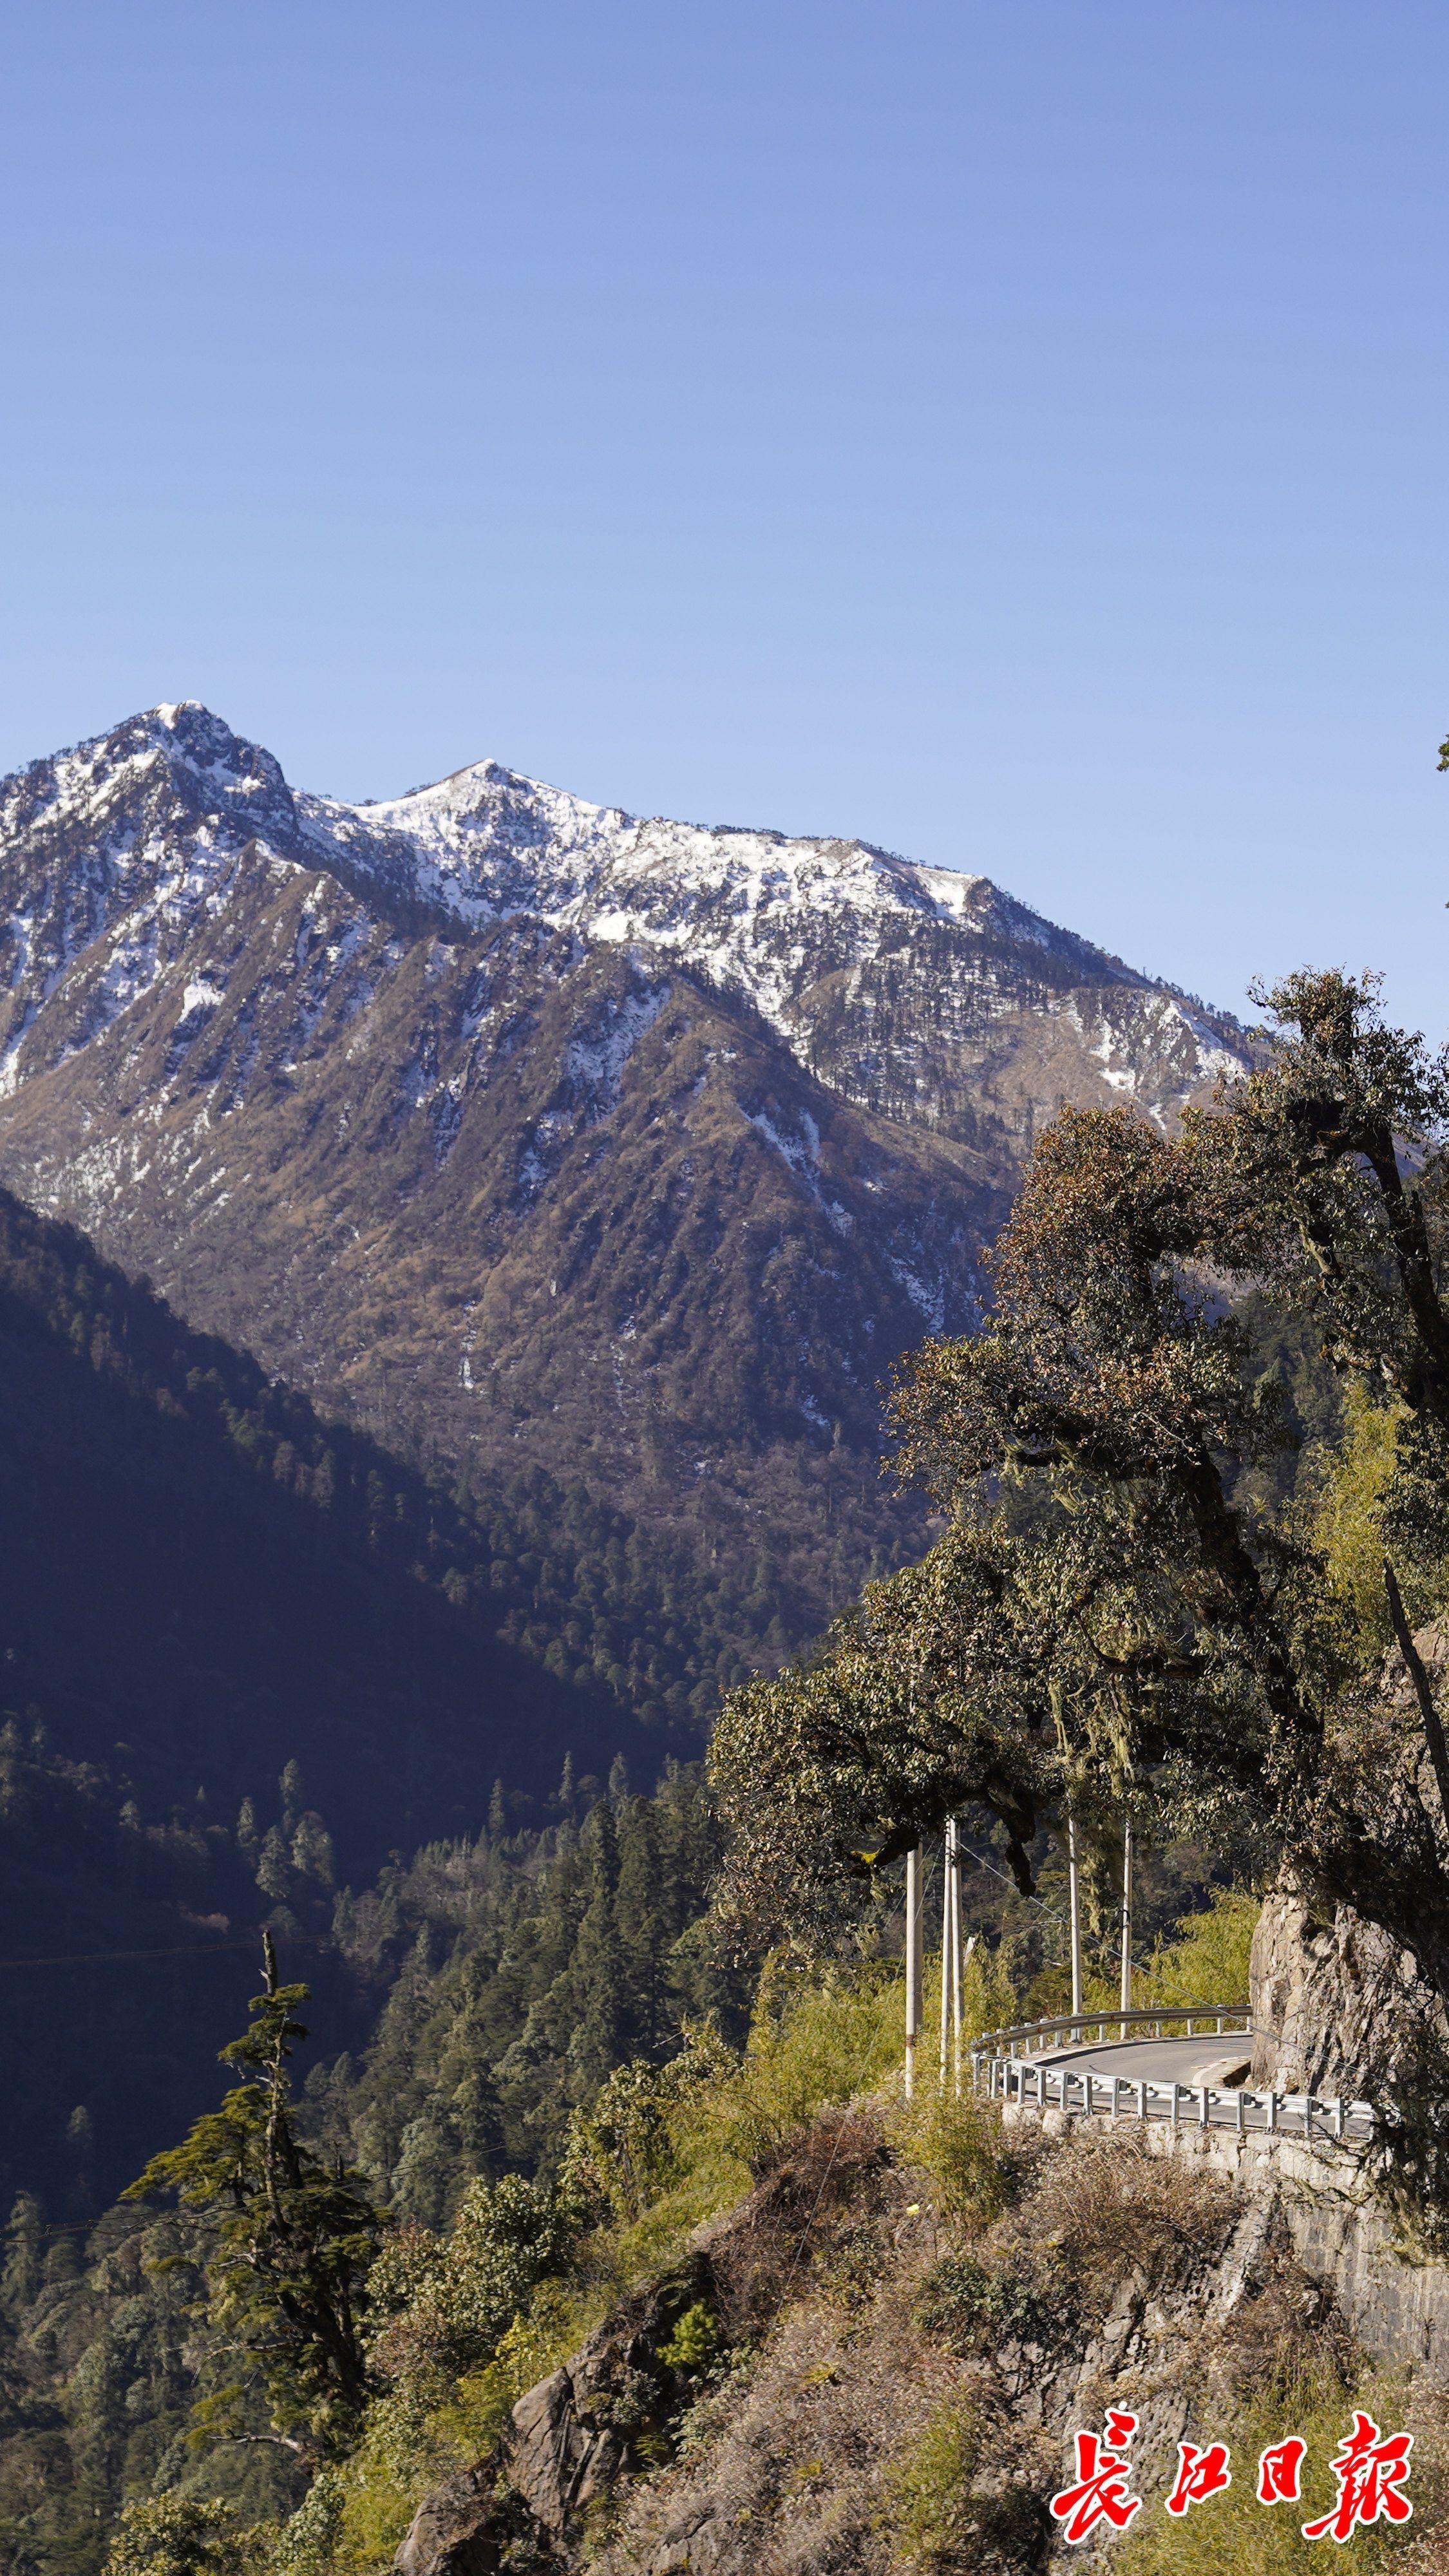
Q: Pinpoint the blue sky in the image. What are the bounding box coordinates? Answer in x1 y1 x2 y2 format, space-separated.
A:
3 1 1446 1030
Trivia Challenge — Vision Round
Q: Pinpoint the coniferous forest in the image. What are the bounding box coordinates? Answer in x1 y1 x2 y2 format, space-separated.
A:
9 972 1449 2573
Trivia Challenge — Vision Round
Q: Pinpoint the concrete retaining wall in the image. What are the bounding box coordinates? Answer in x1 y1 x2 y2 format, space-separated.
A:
1004 2099 1449 2371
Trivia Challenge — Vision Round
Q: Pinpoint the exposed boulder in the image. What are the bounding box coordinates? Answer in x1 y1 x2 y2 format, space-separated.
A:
392 2258 719 2576
392 2465 501 2576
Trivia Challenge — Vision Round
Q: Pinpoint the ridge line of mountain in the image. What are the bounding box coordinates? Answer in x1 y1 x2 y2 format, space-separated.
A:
0 697 1254 1685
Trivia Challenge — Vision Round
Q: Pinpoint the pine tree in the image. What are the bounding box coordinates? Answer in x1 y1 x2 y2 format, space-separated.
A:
555 1750 576 1821
255 1824 292 1904
64 2103 97 2222
278 1761 305 1838
290 1810 335 1888
614 1795 670 2056
562 1799 627 2099
126 1934 382 2461
0 2192 42 2321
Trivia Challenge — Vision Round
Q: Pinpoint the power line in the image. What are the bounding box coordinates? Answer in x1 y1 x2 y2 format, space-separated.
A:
960 1843 1154 1981
0 1933 330 1972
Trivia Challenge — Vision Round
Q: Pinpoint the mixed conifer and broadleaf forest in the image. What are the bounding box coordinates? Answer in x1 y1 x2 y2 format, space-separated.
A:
10 957 1449 2571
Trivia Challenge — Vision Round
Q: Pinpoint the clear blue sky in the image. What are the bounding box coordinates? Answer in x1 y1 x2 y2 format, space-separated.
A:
3 2 1446 1031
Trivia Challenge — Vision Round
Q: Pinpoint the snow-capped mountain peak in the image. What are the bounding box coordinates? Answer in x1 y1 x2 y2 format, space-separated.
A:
0 699 1254 1656
0 702 1248 1142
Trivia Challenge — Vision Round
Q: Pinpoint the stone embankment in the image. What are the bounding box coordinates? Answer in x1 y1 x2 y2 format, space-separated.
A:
998 2095 1449 2373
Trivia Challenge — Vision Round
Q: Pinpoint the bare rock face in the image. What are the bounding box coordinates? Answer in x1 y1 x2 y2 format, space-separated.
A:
392 2262 718 2576
1249 1880 1448 2096
391 2117 891 2576
392 2466 503 2576
509 2366 627 2547
1249 1631 1449 2098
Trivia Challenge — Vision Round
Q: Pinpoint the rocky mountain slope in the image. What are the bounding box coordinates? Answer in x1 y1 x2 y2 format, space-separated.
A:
392 2103 1439 2576
0 703 1251 1665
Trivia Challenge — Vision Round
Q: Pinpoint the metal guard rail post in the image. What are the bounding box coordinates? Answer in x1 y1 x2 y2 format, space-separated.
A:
979 2003 1252 2059
970 2005 1373 2146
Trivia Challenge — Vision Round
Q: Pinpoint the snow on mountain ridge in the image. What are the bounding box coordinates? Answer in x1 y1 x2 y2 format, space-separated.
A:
3 701 1148 988
0 703 1245 1114
288 730 1176 1049
0 699 1258 1639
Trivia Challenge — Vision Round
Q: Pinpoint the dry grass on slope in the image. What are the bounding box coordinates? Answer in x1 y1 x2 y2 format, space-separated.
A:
588 2094 1449 2576
588 2103 1003 2576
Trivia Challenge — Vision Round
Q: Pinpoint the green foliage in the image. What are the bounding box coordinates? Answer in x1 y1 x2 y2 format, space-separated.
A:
126 1939 383 2462
102 2497 270 2576
1137 1889 1259 2012
714 969 1449 2020
1302 1380 1449 1668
913 2253 1036 2353
889 2085 1012 2233
559 2027 735 2225
656 2300 719 2372
883 2390 979 2561
710 1525 1063 1946
879 2392 994 2568
0 1768 734 2572
267 2470 344 2576
310 1763 744 2219
339 1960 920 2505
368 2172 579 2403
561 2058 681 2226
714 1963 904 2175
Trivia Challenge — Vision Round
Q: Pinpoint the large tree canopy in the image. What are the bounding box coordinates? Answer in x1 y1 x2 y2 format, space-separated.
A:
712 972 1449 2002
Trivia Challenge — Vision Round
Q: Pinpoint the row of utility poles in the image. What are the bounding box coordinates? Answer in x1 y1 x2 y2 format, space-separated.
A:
903 1812 1134 2094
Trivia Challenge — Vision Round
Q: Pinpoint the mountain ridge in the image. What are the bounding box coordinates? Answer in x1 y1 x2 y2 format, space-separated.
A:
0 703 1253 1669
1 700 1244 1133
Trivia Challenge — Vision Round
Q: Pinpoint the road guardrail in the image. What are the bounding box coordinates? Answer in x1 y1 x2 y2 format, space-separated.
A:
977 2003 1252 2056
971 2005 1374 2146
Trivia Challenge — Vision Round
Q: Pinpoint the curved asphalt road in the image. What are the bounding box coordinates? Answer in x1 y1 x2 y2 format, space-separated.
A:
1037 2034 1253 2089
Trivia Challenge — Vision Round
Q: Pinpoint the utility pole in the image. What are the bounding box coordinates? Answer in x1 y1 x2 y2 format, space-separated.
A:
1067 1811 1083 2019
904 1844 922 2097
938 1817 965 2092
960 1929 976 2097
948 1817 964 2094
938 1825 952 2090
1119 1813 1133 2039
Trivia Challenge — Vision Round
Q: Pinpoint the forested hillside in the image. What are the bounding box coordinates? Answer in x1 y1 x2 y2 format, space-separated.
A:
0 1180 775 2213
0 1764 741 2568
0 1181 788 1801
